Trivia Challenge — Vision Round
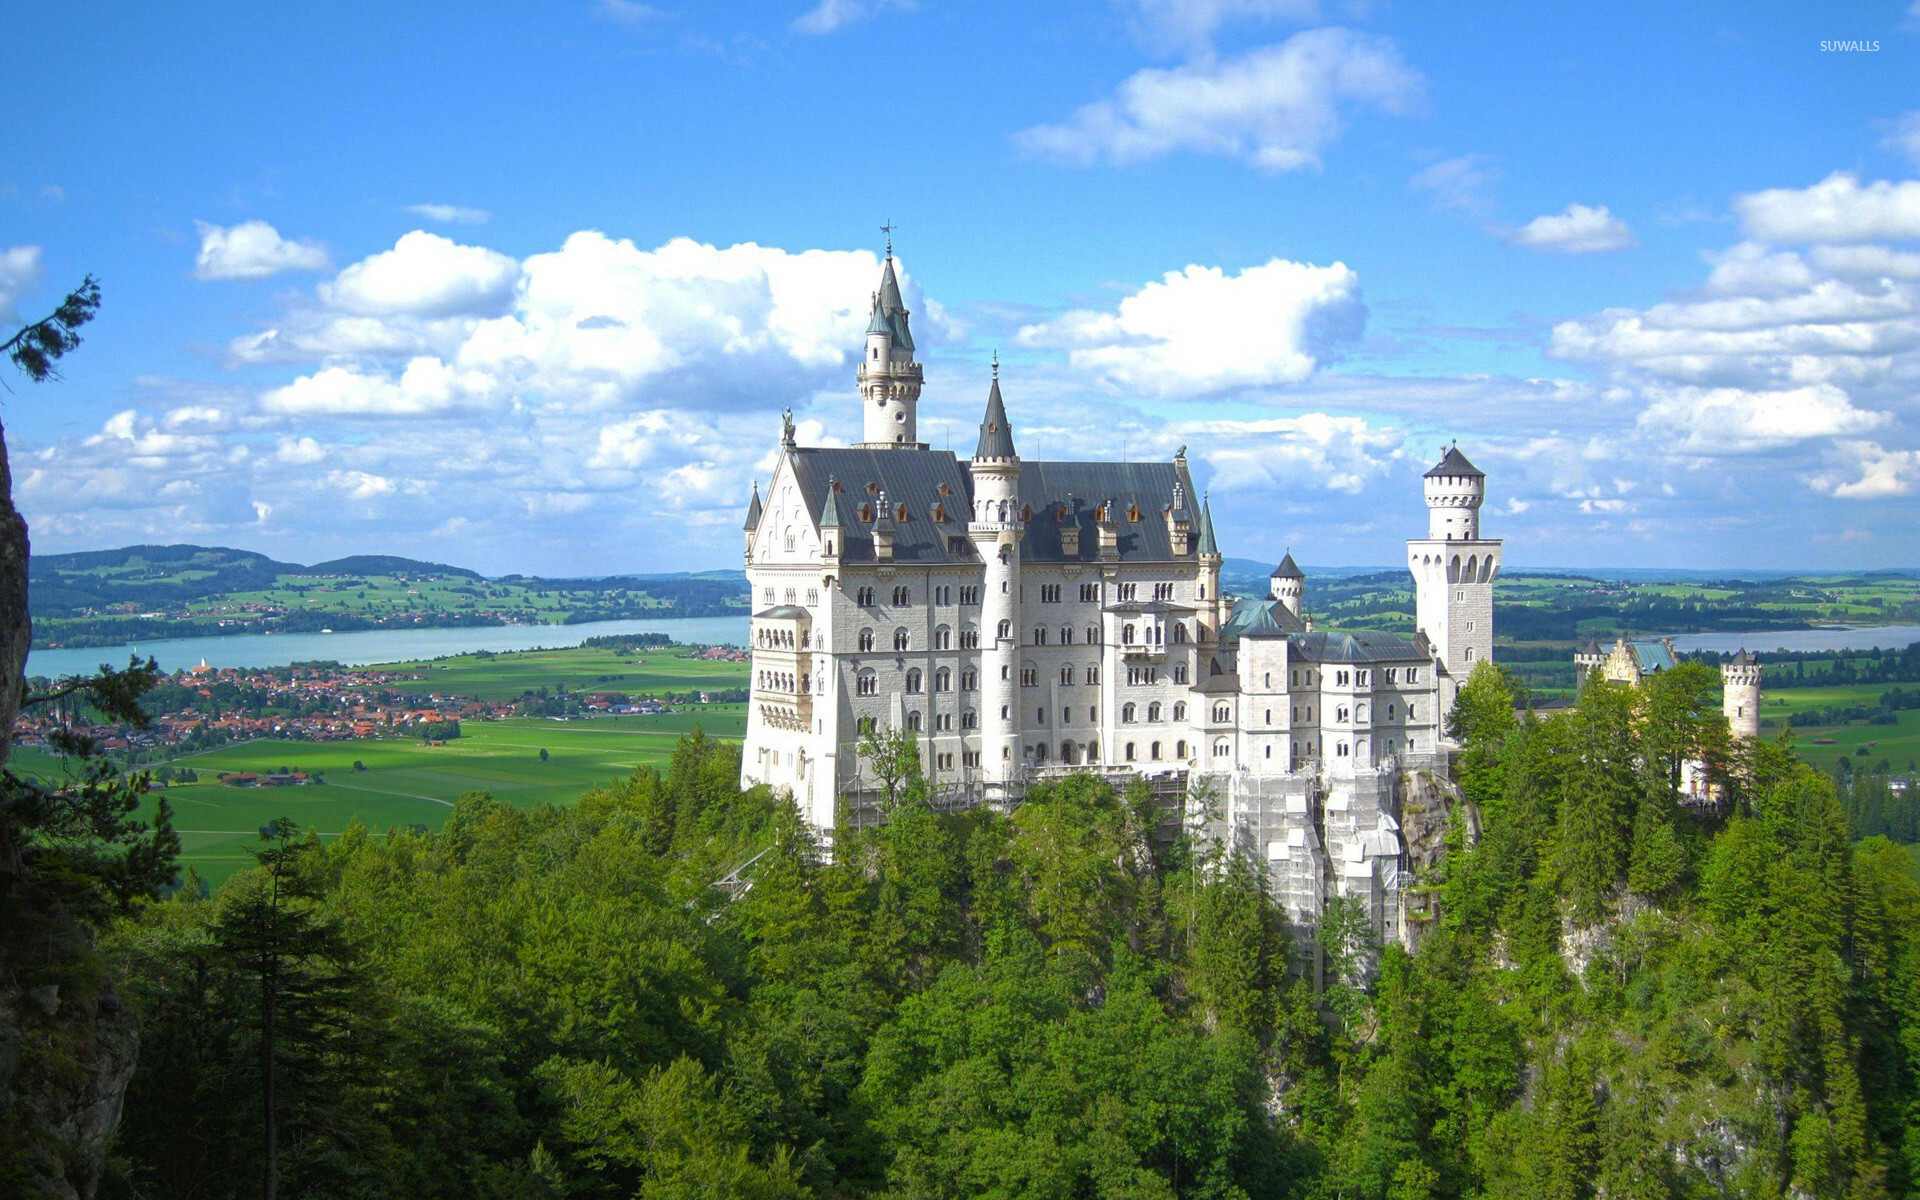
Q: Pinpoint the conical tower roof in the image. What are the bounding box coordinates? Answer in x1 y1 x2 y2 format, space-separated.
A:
874 255 914 351
1196 495 1218 556
974 373 1017 459
819 476 842 529
742 480 763 531
1272 550 1303 579
1425 444 1484 479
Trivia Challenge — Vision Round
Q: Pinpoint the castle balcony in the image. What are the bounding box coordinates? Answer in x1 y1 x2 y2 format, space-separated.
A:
1120 643 1167 662
856 361 924 385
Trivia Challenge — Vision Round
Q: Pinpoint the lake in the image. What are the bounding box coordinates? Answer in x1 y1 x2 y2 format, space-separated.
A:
1663 625 1920 654
27 615 753 679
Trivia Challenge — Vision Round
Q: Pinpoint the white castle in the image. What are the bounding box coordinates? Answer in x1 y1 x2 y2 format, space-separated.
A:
740 249 1502 939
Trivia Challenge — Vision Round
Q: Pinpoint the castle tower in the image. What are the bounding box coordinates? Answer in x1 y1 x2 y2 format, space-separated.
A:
1270 551 1304 618
1723 649 1762 739
741 480 762 563
856 241 925 449
1406 445 1501 726
968 366 1023 798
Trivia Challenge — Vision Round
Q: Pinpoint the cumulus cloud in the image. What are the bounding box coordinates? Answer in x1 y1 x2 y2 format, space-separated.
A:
1808 440 1920 499
790 0 910 34
275 436 327 464
1184 412 1402 493
327 470 396 501
320 231 520 317
1735 173 1920 244
1635 383 1889 453
405 203 490 224
1883 111 1920 165
260 358 485 417
1409 154 1499 215
1016 256 1365 396
193 220 329 281
1013 28 1422 172
0 244 43 319
1506 204 1636 253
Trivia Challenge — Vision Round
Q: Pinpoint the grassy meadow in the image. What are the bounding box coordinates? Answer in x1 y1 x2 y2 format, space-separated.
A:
380 644 746 701
1754 684 1920 776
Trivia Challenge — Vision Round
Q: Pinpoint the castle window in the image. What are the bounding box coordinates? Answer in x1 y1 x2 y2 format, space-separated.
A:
1122 703 1136 723
1036 708 1046 724
1088 706 1097 722
931 503 945 523
961 629 979 650
764 587 775 604
857 586 875 607
1385 668 1397 684
1147 702 1162 722
1464 647 1476 662
1021 505 1033 522
1086 666 1099 685
1337 742 1348 757
1125 742 1136 762
1155 582 1174 601
906 669 922 694
894 628 910 651
1176 739 1187 759
858 716 876 734
1060 665 1074 685
961 586 979 605
906 710 922 731
1087 625 1100 644
1265 709 1272 725
1061 626 1073 644
1062 707 1071 724
1337 706 1349 722
962 668 978 690
1150 741 1161 760
1215 740 1230 757
893 585 910 605
857 672 877 696
997 620 1011 640
1213 703 1230 722
934 626 951 650
895 503 908 522
1123 623 1136 644
859 628 875 652
1173 702 1187 721
1080 583 1099 602
1118 583 1137 601
1041 584 1061 603
1387 704 1396 719
1172 623 1188 643
1173 665 1189 684
1033 627 1048 645
963 709 977 729
1407 668 1418 683
859 504 873 523
1021 667 1038 687
807 588 819 606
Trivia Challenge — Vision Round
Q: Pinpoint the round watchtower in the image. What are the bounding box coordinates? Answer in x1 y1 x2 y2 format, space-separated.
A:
1269 551 1304 617
1423 443 1486 541
1722 649 1762 740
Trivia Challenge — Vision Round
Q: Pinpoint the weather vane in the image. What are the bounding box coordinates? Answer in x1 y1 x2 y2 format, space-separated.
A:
880 219 896 256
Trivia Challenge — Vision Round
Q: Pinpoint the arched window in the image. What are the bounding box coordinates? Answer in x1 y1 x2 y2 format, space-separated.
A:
1172 623 1188 644
1061 741 1075 764
906 669 922 694
894 628 910 651
997 619 1011 640
934 625 951 650
1213 703 1230 722
1175 739 1187 758
1125 742 1137 762
1172 701 1187 721
1060 625 1073 644
1086 625 1099 644
906 710 922 731
1150 741 1162 760
1214 740 1230 757
858 628 875 652
857 671 878 696
1123 623 1136 644
935 668 951 692
1033 741 1047 762
963 709 977 729
1122 703 1136 723
1087 740 1100 763
1147 702 1162 722
1033 627 1048 645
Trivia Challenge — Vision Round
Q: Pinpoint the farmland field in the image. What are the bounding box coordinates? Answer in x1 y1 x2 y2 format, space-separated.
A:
381 645 746 701
121 709 745 886
1753 684 1920 775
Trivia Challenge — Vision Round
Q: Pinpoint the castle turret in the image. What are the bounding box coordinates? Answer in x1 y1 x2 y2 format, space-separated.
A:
1406 444 1501 726
742 480 763 562
1723 649 1762 740
967 365 1022 797
1270 551 1304 618
856 243 925 449
1196 493 1223 635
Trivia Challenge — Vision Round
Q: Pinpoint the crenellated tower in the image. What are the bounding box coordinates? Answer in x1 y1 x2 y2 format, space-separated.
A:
856 240 925 449
1722 649 1763 739
1407 444 1501 726
967 363 1022 798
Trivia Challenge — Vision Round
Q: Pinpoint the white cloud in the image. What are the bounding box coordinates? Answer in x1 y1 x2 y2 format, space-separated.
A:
596 0 665 28
1013 28 1423 172
1185 412 1401 493
327 470 396 501
193 220 329 281
1506 204 1636 254
275 436 327 465
1735 173 1920 244
1883 111 1920 165
260 357 484 417
320 231 520 318
1808 440 1920 499
791 0 910 34
405 203 490 224
1409 154 1498 215
0 244 43 319
1634 383 1889 453
1016 256 1365 396
1120 0 1321 54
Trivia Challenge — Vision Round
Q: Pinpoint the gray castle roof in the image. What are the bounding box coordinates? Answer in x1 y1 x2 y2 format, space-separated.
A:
974 377 1017 459
1289 629 1427 664
1219 598 1307 641
742 481 763 531
1272 551 1303 579
1425 445 1484 479
871 256 914 351
1196 496 1218 556
782 448 1197 566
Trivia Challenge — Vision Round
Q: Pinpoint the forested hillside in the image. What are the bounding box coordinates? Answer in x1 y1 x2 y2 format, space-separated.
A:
79 663 1920 1198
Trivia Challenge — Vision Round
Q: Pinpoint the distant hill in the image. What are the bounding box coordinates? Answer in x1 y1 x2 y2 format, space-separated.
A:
306 555 482 579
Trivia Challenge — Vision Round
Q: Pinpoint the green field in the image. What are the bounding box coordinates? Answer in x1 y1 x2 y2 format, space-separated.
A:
120 708 745 886
1757 684 1920 775
381 645 746 701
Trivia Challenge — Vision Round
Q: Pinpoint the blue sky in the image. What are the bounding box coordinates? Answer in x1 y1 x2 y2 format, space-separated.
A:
4 0 1918 575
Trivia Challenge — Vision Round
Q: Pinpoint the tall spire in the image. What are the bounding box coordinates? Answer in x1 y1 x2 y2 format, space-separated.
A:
1196 493 1219 556
974 365 1016 460
819 475 842 528
742 480 763 531
874 255 913 351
